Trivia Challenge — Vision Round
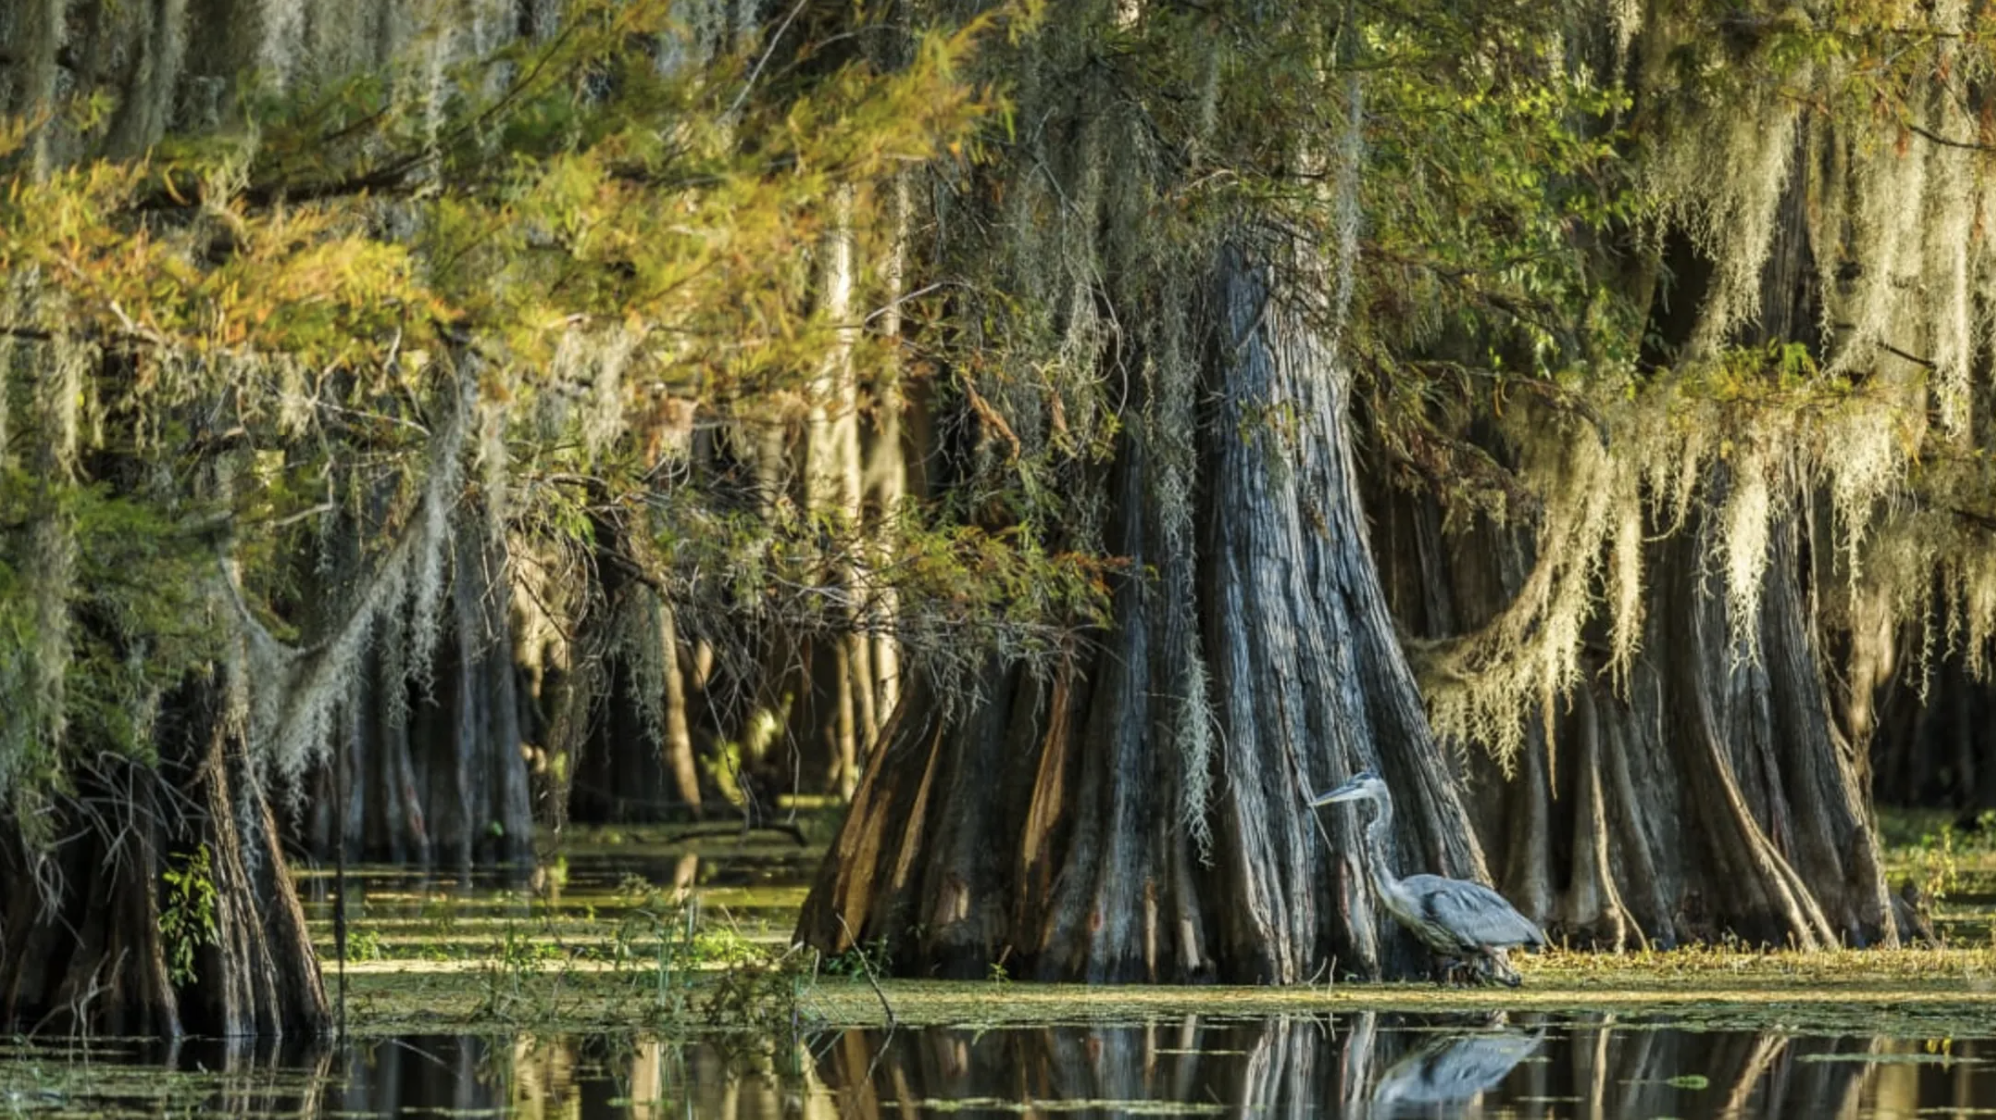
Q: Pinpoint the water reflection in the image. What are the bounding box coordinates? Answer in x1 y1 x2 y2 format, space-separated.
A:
1 1013 1989 1117
1370 1023 1544 1113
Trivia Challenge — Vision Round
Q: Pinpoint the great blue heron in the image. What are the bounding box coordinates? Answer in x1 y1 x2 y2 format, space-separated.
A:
1307 770 1546 986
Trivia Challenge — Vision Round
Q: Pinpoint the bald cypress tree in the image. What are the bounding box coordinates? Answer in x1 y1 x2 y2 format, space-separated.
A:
799 1 1498 982
0 0 996 1032
801 0 1996 977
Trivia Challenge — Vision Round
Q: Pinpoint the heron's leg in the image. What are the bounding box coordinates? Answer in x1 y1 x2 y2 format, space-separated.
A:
1433 956 1472 987
1456 956 1488 986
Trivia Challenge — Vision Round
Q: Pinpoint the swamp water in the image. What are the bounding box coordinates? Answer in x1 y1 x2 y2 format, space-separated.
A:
7 1015 1996 1118
13 831 1996 1117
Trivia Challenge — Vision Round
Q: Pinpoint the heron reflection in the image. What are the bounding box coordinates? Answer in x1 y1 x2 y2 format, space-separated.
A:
1371 1025 1545 1111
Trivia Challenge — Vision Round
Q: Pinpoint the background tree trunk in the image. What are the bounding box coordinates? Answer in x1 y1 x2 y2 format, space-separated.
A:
1867 649 1996 825
569 576 706 824
299 508 532 865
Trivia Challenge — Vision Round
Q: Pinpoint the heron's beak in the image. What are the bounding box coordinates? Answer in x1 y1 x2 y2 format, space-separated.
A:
1306 778 1367 806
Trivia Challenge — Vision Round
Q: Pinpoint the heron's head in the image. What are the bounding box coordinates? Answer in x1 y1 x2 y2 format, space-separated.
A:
1306 770 1387 807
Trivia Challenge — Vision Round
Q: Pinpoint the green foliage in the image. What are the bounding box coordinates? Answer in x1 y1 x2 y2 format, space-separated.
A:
1899 813 1996 905
474 921 575 1020
699 946 813 1042
345 926 385 964
821 936 894 979
1333 6 1648 510
159 844 219 987
611 878 702 1017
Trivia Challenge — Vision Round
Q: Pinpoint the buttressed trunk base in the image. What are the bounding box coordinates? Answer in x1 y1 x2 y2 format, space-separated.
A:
798 239 1494 984
0 675 327 1037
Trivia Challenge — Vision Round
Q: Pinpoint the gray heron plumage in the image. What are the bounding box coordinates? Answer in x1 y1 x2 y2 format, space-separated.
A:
1307 770 1546 986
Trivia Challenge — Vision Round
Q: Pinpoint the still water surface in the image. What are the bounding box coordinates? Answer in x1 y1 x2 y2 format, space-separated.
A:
5 1013 1994 1118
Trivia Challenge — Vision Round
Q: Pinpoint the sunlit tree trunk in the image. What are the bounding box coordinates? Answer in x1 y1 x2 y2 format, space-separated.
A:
862 175 914 739
799 234 1489 981
800 187 879 798
1375 140 1895 948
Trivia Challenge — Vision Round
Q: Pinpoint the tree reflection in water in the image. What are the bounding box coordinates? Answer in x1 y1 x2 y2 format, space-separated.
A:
25 1015 1968 1116
806 1013 1966 1119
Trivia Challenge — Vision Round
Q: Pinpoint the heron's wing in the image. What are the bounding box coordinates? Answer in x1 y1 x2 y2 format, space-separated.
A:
1407 875 1546 950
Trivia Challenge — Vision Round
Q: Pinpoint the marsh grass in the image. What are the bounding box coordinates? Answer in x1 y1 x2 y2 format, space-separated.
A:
297 813 1996 1042
329 943 1996 1041
363 867 830 1050
16 830 1996 1119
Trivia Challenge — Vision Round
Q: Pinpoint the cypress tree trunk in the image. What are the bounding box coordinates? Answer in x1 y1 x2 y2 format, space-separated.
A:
1203 242 1490 979
1390 491 1890 949
0 672 327 1037
795 0 1510 985
1370 130 1895 949
1606 509 1884 948
798 236 1491 982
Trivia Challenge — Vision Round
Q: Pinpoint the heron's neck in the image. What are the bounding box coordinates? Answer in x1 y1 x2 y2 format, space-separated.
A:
1361 794 1407 903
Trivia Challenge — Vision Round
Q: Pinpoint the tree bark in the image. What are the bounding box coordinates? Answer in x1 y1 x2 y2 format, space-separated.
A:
1200 240 1490 980
1388 473 1893 948
798 237 1492 982
0 672 328 1037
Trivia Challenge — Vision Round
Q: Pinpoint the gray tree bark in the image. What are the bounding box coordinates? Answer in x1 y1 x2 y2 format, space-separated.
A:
798 236 1495 983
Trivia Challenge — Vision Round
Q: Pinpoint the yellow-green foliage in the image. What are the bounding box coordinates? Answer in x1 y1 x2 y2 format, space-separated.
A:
1373 0 1996 764
0 0 1040 816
